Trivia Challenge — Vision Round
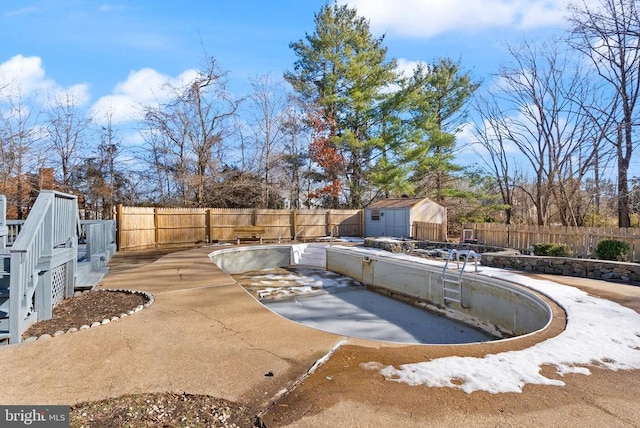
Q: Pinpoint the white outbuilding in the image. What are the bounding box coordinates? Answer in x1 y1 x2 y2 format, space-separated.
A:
364 197 446 238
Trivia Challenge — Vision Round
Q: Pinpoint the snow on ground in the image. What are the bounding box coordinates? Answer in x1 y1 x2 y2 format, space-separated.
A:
359 256 640 394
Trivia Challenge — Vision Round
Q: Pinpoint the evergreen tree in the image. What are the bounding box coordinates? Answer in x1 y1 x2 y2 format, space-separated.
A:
285 2 398 208
403 59 480 203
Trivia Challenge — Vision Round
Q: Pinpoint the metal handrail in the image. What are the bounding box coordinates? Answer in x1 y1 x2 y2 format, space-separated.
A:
443 249 478 276
294 228 305 242
442 249 478 307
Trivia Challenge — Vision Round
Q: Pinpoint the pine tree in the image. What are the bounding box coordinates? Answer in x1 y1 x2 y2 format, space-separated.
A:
285 2 398 208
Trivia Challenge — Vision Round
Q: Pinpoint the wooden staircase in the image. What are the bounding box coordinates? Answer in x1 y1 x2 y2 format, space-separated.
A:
0 192 116 344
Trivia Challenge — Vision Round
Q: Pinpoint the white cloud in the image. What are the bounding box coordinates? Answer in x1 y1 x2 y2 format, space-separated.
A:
0 55 53 96
0 55 90 105
455 122 477 154
51 83 91 107
395 58 421 77
342 0 581 38
4 6 41 17
90 67 200 125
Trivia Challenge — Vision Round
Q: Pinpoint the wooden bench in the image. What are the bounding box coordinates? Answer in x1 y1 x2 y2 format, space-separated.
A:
234 226 266 244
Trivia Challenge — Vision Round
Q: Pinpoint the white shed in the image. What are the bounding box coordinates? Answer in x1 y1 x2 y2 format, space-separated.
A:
364 197 446 238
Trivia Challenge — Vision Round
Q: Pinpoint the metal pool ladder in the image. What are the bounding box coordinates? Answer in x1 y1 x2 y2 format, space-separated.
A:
442 249 477 307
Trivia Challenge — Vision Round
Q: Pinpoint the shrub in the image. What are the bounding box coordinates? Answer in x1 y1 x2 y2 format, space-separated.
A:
533 242 554 256
533 242 573 257
595 239 630 261
547 243 572 257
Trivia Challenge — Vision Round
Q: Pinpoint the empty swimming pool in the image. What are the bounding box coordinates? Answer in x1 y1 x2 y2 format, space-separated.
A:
260 272 494 344
209 243 553 345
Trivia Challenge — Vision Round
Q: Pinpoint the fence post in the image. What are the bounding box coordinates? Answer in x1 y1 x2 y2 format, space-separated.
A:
154 208 159 248
291 210 297 239
206 209 211 243
116 204 122 251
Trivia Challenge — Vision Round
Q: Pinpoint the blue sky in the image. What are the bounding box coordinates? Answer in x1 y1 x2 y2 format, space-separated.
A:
0 0 594 162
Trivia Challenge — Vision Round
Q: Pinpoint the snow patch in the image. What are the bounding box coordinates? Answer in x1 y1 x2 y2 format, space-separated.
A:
364 266 640 393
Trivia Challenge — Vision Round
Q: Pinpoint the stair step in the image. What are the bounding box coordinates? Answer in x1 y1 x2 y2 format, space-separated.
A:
75 265 109 290
0 317 8 334
1 255 9 275
0 287 8 316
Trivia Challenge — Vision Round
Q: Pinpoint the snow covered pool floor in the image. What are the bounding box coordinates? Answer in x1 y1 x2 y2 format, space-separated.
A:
233 266 496 344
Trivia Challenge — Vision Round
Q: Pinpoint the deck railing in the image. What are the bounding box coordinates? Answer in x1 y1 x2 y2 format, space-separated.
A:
8 191 79 343
0 196 7 250
83 220 117 262
5 221 23 247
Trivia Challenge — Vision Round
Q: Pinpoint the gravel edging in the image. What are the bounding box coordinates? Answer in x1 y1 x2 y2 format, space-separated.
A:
21 289 154 343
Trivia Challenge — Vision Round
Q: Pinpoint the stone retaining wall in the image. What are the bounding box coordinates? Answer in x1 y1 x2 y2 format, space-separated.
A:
363 238 640 284
481 253 640 283
363 238 516 255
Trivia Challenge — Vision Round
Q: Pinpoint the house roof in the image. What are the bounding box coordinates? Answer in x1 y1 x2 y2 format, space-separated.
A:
367 197 434 209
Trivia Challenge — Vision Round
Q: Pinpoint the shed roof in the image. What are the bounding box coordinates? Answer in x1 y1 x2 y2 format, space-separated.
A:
367 197 434 209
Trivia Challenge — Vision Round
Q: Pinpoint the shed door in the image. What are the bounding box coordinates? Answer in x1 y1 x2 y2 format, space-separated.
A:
386 209 409 237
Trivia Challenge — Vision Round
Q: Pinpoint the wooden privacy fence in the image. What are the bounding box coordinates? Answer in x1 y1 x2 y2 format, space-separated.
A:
462 223 640 260
413 221 447 242
117 205 363 251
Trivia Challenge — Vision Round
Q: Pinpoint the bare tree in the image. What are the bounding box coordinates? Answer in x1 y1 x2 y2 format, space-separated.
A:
142 104 191 205
280 98 311 208
244 74 289 208
46 90 91 190
1 92 45 218
569 0 640 227
0 114 15 195
142 57 240 207
473 93 519 224
73 111 127 219
478 39 607 225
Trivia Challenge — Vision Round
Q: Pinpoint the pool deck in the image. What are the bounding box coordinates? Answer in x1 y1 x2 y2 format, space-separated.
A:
1 245 639 427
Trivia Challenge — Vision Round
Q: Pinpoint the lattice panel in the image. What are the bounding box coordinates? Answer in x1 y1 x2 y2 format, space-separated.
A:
51 264 67 306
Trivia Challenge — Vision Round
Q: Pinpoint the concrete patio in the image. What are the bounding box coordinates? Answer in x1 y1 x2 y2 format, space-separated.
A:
0 245 638 427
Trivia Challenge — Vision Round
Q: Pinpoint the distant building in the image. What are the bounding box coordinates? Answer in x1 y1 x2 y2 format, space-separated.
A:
364 197 446 238
1 168 85 219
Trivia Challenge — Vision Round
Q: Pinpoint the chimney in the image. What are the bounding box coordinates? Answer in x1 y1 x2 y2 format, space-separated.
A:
39 168 55 189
